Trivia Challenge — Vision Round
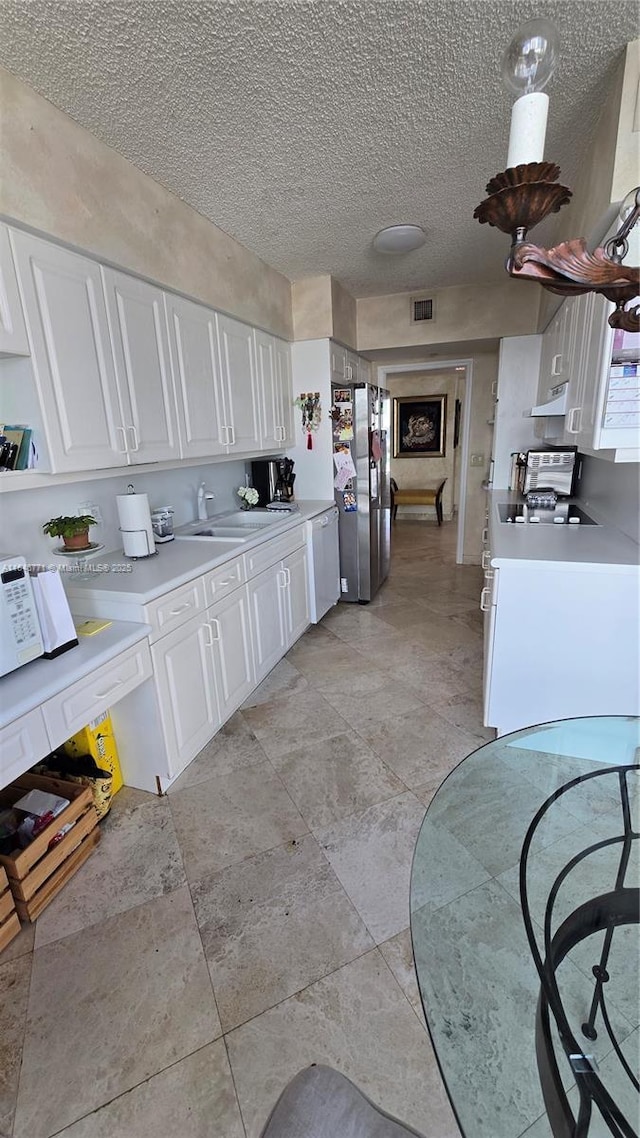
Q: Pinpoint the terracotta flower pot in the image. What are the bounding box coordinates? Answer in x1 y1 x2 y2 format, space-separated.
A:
62 531 91 550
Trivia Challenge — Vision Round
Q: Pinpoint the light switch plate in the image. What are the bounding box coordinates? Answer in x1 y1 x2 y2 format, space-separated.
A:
78 502 102 525
470 454 485 467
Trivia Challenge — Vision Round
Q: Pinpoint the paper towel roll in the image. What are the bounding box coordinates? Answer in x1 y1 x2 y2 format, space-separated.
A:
116 491 155 558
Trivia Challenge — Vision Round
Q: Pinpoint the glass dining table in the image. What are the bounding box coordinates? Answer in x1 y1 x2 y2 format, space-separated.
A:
409 716 639 1138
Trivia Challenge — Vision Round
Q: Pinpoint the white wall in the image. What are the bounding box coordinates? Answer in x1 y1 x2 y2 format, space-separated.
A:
579 454 640 544
0 460 249 566
287 339 334 499
492 336 542 489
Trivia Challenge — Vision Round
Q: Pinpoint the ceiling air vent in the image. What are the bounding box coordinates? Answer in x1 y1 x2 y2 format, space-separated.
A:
410 295 434 323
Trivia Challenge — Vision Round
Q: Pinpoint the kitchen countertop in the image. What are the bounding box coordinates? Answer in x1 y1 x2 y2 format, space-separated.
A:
488 490 639 570
64 500 335 605
0 620 151 729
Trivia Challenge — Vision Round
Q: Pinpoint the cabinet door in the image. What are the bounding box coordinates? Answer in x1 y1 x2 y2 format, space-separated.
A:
9 229 126 472
274 337 294 446
209 586 255 721
577 293 613 451
102 268 180 463
151 614 220 779
247 562 287 683
164 293 227 459
283 544 310 647
216 313 261 453
0 224 29 355
254 329 280 449
330 342 347 383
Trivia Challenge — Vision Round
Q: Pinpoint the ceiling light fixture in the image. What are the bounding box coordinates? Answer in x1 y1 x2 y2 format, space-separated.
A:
372 225 426 254
474 18 639 331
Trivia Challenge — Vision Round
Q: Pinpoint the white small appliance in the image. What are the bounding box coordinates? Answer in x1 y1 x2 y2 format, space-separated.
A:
116 485 156 558
0 554 44 676
151 506 175 543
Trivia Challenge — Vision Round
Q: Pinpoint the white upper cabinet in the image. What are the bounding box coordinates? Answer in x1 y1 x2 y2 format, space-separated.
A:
164 292 227 459
215 313 261 453
0 224 29 356
254 330 293 449
9 229 126 472
102 268 180 464
274 336 293 446
254 329 279 448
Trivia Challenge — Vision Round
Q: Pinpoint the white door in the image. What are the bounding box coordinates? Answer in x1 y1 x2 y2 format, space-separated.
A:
216 313 261 453
247 562 288 682
283 544 310 647
254 329 280 449
563 293 590 444
0 224 29 355
151 614 220 780
164 293 227 459
9 229 126 472
209 586 255 721
102 268 179 463
274 337 294 446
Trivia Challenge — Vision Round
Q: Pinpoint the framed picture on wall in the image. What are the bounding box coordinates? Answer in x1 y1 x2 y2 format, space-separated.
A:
393 395 447 458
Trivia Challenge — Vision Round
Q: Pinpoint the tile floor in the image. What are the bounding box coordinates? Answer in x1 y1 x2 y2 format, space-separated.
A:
1 521 488 1138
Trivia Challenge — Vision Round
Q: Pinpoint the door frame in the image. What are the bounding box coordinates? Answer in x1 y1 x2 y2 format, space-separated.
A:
376 358 474 565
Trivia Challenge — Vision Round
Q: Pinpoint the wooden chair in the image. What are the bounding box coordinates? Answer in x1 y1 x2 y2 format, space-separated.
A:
390 478 447 525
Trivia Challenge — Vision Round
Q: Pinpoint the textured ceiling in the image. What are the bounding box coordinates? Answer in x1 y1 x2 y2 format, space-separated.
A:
0 0 637 297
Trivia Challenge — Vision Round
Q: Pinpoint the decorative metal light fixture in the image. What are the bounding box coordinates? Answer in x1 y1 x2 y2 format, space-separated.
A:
474 19 640 332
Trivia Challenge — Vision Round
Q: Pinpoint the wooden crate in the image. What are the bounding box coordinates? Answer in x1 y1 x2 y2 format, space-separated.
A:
0 865 21 953
0 773 100 922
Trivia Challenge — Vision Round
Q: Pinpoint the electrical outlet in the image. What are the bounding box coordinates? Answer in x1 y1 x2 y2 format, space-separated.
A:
470 454 485 467
78 502 102 525
340 577 349 593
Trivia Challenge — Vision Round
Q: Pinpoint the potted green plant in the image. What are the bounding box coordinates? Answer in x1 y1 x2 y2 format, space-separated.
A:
42 514 96 550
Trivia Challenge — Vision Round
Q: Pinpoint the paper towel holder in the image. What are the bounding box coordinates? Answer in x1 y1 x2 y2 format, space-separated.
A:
117 484 158 560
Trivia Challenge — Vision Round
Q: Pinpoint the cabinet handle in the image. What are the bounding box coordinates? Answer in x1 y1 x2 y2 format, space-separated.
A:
481 550 492 570
127 424 140 451
482 526 488 544
284 567 291 586
491 380 497 397
345 363 352 380
116 426 128 454
277 569 287 588
484 569 494 581
169 602 192 615
567 407 582 434
479 586 491 613
227 424 235 446
551 353 563 376
208 618 221 642
217 577 236 587
94 678 125 699
203 622 214 647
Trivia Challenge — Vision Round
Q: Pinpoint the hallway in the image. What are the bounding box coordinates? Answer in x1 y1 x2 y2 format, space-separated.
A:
1 521 486 1138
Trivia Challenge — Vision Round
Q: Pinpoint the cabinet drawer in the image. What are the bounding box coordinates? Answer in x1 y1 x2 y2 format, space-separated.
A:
0 708 50 790
42 640 152 748
203 555 245 606
243 526 305 579
144 578 206 642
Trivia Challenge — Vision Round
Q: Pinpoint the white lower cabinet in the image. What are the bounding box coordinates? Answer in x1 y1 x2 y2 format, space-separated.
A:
283 544 310 647
151 614 221 781
248 542 309 682
67 525 312 788
247 562 288 683
209 586 255 721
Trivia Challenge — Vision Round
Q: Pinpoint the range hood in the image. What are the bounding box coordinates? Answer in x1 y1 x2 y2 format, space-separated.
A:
525 382 568 418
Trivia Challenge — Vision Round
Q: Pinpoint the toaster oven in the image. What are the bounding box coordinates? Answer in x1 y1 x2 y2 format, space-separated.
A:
519 448 579 497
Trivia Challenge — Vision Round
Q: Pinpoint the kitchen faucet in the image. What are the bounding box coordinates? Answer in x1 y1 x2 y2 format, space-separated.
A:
197 483 215 521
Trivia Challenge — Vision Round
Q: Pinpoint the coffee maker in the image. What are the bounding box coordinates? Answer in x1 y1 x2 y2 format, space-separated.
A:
251 459 296 507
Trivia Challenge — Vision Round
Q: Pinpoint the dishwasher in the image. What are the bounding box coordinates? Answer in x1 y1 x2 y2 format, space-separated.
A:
306 507 340 622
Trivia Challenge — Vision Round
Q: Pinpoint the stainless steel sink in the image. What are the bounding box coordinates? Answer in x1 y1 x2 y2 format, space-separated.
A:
175 510 284 542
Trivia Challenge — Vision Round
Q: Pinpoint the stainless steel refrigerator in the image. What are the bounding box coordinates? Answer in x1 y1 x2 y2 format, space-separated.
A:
332 382 391 603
